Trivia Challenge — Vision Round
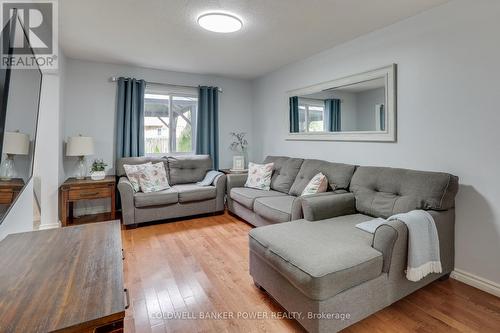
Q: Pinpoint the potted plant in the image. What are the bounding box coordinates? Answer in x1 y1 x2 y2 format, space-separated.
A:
90 159 107 180
229 132 248 171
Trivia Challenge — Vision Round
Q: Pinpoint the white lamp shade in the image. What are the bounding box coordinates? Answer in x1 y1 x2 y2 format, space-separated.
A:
3 131 29 155
66 136 94 156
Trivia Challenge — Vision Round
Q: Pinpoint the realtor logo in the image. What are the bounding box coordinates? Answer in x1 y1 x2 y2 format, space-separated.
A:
0 0 58 69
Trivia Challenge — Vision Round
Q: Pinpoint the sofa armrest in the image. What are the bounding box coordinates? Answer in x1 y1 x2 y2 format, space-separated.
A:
117 177 135 225
213 174 227 212
226 173 248 213
301 192 356 221
373 209 455 276
372 220 402 273
226 173 248 193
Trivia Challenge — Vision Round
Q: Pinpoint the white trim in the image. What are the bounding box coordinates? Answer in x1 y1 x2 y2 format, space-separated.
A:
36 222 61 230
451 269 500 297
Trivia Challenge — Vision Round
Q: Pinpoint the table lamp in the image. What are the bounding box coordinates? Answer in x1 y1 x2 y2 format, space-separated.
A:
66 135 94 179
0 131 30 181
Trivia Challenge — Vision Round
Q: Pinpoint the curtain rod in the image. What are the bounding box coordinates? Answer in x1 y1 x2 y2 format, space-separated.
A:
109 77 223 93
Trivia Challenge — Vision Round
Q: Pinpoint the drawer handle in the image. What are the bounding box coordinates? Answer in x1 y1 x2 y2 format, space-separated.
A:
80 192 99 197
124 288 130 309
122 249 125 260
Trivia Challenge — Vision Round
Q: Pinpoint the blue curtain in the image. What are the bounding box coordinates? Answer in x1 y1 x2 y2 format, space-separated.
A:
196 86 219 169
325 99 341 132
116 77 146 159
289 96 299 132
379 104 386 131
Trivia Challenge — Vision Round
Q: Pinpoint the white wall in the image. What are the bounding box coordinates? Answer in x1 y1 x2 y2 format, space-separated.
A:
252 0 500 285
0 51 66 237
0 181 34 240
62 59 254 215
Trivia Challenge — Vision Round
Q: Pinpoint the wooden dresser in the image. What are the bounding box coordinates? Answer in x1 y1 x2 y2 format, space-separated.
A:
0 221 126 332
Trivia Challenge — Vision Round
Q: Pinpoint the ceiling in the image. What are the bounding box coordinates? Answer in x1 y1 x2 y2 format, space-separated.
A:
60 0 449 79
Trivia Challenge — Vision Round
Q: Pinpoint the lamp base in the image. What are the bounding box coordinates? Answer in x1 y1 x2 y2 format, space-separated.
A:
75 156 87 179
0 155 15 181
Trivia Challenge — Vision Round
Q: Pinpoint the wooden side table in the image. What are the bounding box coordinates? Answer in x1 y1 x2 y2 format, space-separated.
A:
0 178 25 205
60 176 116 227
219 168 248 175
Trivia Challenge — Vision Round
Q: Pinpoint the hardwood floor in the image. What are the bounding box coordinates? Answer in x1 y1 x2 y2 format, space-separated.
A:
122 212 500 333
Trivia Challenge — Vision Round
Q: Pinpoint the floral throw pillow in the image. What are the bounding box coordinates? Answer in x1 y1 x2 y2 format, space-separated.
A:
123 162 152 192
139 162 170 193
244 162 274 191
301 172 328 196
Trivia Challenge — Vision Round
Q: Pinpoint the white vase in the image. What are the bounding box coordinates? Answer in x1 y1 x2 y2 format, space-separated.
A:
90 171 105 180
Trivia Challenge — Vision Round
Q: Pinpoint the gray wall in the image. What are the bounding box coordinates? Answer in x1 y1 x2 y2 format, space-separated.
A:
62 58 254 215
252 0 500 286
63 58 254 176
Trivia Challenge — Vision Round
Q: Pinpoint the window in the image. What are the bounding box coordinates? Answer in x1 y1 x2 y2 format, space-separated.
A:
144 87 198 155
298 99 325 132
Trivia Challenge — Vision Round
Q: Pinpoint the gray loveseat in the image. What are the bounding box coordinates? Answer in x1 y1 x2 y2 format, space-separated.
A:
248 163 459 332
226 156 356 226
117 155 226 226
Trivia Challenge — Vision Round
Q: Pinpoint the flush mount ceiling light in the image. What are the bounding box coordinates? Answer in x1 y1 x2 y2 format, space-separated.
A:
197 13 242 33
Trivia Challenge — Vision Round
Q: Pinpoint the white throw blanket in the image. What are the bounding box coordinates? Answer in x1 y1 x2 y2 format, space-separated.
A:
356 210 442 282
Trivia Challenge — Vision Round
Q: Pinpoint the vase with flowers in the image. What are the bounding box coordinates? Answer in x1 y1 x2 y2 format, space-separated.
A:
229 132 248 171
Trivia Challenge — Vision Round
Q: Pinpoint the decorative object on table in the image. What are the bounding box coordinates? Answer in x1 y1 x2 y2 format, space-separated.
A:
0 131 30 181
59 176 116 226
90 159 107 180
66 135 94 180
229 132 248 170
232 155 246 172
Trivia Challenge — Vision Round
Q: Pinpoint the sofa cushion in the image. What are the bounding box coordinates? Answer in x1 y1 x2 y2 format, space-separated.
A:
249 214 383 301
139 162 171 193
134 188 178 208
173 183 217 203
263 156 304 193
253 196 297 223
168 155 212 185
230 187 286 210
350 166 459 218
289 159 356 196
117 157 167 178
245 162 274 190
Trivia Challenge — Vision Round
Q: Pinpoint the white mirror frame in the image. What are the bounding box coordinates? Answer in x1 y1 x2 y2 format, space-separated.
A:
286 64 397 142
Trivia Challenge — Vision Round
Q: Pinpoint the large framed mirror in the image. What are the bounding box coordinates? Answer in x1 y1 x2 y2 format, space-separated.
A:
286 64 396 142
0 10 42 222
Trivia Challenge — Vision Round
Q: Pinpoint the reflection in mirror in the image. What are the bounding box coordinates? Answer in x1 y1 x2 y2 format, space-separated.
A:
0 13 42 222
290 77 386 133
287 64 396 142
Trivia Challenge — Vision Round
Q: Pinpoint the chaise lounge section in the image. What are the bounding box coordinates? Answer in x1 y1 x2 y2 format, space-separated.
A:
249 165 459 332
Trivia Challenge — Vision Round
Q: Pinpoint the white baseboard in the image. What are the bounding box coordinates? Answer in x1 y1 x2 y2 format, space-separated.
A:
36 222 61 230
451 269 500 297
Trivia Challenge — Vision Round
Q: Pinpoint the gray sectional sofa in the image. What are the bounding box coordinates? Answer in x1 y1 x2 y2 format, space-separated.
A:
117 155 226 226
227 156 356 226
228 156 459 332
